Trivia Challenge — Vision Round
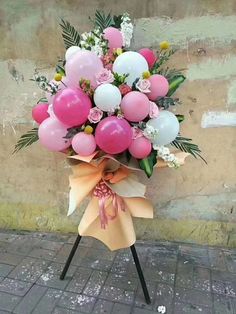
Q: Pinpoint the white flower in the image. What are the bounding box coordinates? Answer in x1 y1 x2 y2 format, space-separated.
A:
80 29 107 56
153 145 179 168
91 44 104 57
120 13 133 47
143 125 159 141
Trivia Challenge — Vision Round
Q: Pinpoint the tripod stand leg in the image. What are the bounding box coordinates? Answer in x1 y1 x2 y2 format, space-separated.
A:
60 234 82 280
130 244 151 304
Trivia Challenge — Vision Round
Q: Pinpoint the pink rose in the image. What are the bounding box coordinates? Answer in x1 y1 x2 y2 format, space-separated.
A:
96 68 114 85
136 78 151 93
119 84 132 96
132 127 143 139
149 101 159 118
105 63 113 71
88 107 103 123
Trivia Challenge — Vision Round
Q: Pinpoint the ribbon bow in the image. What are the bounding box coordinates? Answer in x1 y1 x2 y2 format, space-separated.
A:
67 152 189 251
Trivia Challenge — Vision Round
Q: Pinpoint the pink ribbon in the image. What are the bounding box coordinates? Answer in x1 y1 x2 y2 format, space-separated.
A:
93 180 125 229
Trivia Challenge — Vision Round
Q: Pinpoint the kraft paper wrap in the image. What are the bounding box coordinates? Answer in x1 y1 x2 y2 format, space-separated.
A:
67 152 189 251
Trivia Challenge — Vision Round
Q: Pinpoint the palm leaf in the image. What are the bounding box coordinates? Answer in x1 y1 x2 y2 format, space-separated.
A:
13 128 39 153
94 10 114 31
171 136 207 164
59 19 80 49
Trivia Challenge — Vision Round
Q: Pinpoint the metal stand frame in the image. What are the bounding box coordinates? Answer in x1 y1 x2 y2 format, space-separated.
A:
60 234 151 304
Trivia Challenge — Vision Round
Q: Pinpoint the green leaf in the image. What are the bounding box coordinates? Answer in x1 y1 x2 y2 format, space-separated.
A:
94 10 114 31
158 67 186 81
113 15 123 28
56 64 66 76
167 75 186 97
139 150 157 178
176 114 185 123
37 97 48 104
59 19 80 49
13 128 39 154
171 136 207 164
151 49 177 73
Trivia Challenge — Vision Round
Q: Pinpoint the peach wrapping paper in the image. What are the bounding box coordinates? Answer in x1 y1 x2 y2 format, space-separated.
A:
67 152 189 251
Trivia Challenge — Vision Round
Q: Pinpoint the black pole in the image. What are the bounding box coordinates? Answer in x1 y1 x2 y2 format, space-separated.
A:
60 234 82 280
130 244 151 304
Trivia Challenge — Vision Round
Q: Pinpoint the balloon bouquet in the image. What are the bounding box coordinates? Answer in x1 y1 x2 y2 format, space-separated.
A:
15 12 205 236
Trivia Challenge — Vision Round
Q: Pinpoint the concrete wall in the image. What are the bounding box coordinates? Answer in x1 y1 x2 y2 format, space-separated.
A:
0 0 235 247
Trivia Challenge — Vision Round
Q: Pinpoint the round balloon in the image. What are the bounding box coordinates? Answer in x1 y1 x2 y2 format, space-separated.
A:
148 74 169 101
113 51 148 86
53 88 92 127
65 50 104 88
121 91 150 122
95 116 132 154
94 84 121 112
103 27 123 50
139 48 157 68
32 102 49 124
65 46 81 61
72 132 96 156
38 118 71 152
129 137 152 159
147 110 179 145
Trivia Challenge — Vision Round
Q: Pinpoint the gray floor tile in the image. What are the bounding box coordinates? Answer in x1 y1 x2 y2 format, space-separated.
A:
0 291 21 312
58 292 96 312
13 285 47 314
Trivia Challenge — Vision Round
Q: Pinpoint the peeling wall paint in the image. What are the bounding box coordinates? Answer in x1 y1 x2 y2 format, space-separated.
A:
133 15 236 48
228 80 236 106
187 55 236 81
201 111 236 128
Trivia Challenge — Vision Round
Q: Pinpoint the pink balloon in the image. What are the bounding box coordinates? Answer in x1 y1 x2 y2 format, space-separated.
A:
72 132 96 156
129 137 152 159
53 88 92 127
139 48 157 68
95 116 132 154
38 118 71 152
148 74 169 101
65 50 104 88
32 102 49 124
103 27 123 50
121 91 150 122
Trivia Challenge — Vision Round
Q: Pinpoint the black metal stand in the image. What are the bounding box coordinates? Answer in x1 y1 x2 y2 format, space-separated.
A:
60 234 151 304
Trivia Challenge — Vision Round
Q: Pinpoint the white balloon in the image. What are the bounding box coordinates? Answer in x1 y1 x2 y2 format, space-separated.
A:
147 111 179 145
113 51 148 86
65 46 81 61
94 83 122 112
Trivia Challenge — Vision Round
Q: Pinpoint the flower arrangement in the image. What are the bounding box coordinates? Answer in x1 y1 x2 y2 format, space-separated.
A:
14 12 205 247
15 11 205 175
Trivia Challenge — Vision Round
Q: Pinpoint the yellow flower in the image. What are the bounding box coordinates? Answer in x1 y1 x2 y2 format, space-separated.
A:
142 71 151 79
116 48 123 55
84 125 94 134
54 73 62 81
160 41 170 50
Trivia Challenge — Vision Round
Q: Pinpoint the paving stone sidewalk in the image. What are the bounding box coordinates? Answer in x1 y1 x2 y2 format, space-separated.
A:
0 230 235 314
